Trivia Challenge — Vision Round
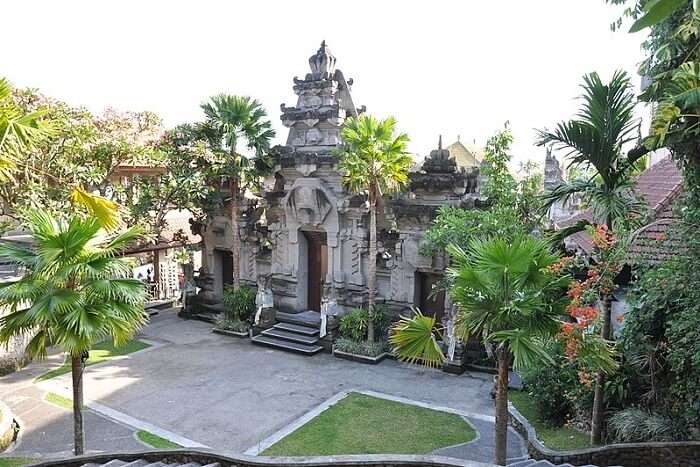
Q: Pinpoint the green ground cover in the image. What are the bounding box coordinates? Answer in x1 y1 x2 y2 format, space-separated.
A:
509 391 591 451
44 392 72 410
0 458 35 467
136 430 182 449
262 392 476 456
35 340 150 382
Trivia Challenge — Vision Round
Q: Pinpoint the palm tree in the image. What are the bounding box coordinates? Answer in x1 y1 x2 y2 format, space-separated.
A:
391 236 567 466
200 95 275 290
336 115 411 342
536 70 646 444
0 210 147 455
0 77 50 182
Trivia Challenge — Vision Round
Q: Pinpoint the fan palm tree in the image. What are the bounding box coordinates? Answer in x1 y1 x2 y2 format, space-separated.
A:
336 115 411 342
0 210 147 455
391 235 568 466
200 94 275 290
0 77 51 182
536 70 646 444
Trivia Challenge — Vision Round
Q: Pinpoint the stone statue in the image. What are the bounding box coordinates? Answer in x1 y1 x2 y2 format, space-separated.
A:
254 274 274 325
308 40 336 80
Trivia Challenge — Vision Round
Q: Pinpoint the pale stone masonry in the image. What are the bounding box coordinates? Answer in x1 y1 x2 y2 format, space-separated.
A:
197 42 486 324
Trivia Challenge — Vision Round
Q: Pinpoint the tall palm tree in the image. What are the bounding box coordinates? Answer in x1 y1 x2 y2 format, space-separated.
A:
391 236 567 466
336 114 411 342
536 70 646 444
0 211 147 455
200 95 275 290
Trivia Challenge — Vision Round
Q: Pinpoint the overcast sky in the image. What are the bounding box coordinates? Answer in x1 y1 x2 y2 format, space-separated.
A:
3 1 645 166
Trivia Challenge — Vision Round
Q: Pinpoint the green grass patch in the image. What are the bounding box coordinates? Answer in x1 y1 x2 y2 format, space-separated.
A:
262 392 476 456
44 392 72 410
509 390 591 451
136 430 182 449
0 458 35 467
35 340 150 382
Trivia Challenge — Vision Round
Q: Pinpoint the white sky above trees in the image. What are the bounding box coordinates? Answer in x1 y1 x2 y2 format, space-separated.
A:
4 1 644 167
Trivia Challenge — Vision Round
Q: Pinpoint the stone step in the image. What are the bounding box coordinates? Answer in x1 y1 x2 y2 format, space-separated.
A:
274 321 320 336
276 310 321 327
121 460 149 467
262 327 320 345
507 460 535 467
251 334 323 355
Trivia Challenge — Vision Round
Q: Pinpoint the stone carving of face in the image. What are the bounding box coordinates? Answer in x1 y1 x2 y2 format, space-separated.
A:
306 128 323 144
288 186 332 226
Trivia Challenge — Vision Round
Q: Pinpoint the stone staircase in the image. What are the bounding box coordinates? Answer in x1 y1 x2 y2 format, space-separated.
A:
251 310 323 355
81 460 220 467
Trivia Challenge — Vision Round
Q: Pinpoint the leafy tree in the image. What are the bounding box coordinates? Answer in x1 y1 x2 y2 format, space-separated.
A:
421 125 543 257
391 235 568 465
0 211 147 455
0 78 51 183
536 70 645 443
336 114 411 342
199 95 275 290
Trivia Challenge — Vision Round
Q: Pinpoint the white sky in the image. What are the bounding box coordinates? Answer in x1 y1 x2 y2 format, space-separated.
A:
3 1 645 166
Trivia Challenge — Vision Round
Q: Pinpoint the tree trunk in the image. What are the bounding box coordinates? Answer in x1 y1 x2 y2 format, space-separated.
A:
590 294 613 445
367 189 377 343
494 349 510 466
70 355 85 456
230 177 241 291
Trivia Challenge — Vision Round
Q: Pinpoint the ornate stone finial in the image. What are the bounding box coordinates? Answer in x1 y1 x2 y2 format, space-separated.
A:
309 40 336 80
438 134 443 150
457 134 461 142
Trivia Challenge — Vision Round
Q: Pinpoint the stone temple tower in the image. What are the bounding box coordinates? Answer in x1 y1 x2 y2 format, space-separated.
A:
280 41 362 155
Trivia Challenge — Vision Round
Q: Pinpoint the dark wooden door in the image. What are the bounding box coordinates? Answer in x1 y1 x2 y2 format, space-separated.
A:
304 231 327 312
220 250 233 286
419 272 445 321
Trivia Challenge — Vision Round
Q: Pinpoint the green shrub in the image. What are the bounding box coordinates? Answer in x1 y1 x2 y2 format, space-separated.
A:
222 285 256 321
215 316 249 333
339 306 390 341
521 341 591 427
609 408 684 443
334 337 387 357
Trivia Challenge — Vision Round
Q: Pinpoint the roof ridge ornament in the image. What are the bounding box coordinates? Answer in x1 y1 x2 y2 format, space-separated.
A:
309 40 336 80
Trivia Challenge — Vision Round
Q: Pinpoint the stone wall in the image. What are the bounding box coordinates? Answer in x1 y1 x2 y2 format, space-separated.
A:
509 402 700 467
0 303 31 375
29 449 495 467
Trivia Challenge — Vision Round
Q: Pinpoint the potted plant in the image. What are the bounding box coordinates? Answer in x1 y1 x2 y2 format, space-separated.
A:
333 306 391 364
212 285 256 337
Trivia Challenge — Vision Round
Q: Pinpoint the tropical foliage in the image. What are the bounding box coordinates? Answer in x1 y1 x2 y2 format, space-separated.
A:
336 114 411 342
0 210 147 454
536 70 646 232
392 235 569 465
199 94 275 290
421 125 543 256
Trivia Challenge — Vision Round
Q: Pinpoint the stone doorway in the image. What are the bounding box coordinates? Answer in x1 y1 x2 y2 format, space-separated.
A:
417 272 446 322
303 230 327 312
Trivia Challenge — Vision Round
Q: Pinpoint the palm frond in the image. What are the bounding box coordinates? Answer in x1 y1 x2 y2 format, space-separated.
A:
389 309 445 368
70 188 120 230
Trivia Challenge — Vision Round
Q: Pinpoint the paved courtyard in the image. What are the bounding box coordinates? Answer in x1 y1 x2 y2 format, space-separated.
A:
1 310 525 463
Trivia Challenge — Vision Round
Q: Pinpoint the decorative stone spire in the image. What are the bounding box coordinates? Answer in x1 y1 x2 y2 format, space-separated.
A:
423 135 456 173
308 40 336 80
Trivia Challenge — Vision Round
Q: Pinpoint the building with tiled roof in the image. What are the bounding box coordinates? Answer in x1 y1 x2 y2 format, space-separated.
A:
446 137 481 169
560 156 683 264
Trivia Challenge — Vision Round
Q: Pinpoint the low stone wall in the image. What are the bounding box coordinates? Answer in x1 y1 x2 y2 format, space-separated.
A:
0 400 18 453
509 402 700 467
29 450 495 467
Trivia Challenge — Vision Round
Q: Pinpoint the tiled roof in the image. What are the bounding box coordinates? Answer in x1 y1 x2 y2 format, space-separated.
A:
559 157 683 263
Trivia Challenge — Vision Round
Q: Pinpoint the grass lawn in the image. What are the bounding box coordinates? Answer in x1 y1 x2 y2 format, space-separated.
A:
509 391 591 451
136 430 182 449
35 340 150 382
262 393 476 456
0 458 35 467
44 392 72 410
